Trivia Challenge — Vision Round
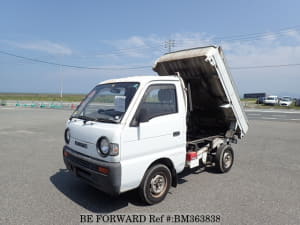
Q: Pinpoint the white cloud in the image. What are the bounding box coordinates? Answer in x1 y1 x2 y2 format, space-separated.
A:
14 32 295 96
222 41 300 96
98 31 300 69
103 32 300 96
99 35 164 58
1 40 72 55
285 29 300 41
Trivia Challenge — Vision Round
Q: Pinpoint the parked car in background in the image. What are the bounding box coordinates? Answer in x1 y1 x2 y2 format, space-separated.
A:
256 97 265 104
264 95 279 105
279 96 293 106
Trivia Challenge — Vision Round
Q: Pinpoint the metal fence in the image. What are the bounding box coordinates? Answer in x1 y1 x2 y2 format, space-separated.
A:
0 100 79 110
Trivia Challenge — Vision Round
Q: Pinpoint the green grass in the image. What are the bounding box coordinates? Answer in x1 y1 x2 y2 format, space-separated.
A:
0 93 85 102
241 98 256 102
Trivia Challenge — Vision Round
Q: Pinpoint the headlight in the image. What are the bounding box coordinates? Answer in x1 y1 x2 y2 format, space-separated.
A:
64 128 70 144
97 137 119 156
97 137 110 156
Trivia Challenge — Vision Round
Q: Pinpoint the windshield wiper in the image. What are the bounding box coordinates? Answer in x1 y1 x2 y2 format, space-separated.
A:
70 115 118 124
70 115 95 122
95 118 118 124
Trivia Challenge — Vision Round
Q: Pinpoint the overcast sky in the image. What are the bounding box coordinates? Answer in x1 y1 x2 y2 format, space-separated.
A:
1 0 300 97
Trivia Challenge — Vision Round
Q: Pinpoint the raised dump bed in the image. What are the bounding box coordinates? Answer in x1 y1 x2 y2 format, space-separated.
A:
153 46 248 143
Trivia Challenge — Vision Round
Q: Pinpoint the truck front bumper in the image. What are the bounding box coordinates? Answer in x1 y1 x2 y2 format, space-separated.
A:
63 145 121 196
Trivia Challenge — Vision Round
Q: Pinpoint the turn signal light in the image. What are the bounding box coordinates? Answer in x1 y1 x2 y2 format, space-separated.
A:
98 166 109 175
63 151 69 157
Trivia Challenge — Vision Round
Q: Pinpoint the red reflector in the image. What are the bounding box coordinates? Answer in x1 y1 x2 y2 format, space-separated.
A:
186 151 197 161
98 167 109 174
63 151 69 157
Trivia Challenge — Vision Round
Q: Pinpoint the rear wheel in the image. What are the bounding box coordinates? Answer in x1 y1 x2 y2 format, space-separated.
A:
139 164 171 205
215 145 234 173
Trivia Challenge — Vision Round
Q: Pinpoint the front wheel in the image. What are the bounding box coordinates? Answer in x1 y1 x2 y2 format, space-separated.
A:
215 145 234 173
139 164 171 205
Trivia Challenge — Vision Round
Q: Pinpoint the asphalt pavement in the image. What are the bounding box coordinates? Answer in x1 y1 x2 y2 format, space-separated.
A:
0 107 300 225
246 108 300 122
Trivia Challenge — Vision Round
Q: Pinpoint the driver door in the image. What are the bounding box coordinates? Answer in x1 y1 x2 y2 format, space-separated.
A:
120 82 186 191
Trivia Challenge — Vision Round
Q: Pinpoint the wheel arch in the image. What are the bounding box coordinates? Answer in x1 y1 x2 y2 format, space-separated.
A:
141 158 178 188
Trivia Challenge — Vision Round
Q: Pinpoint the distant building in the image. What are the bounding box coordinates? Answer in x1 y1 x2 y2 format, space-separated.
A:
243 93 266 99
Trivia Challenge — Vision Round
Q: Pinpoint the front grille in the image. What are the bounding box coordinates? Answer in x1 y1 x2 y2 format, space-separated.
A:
67 153 98 172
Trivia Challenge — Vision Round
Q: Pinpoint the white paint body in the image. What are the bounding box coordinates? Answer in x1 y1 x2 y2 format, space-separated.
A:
264 95 279 105
67 76 187 193
65 46 248 194
279 96 293 106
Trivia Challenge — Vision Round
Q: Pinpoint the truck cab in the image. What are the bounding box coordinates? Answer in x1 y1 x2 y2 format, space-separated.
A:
63 46 248 204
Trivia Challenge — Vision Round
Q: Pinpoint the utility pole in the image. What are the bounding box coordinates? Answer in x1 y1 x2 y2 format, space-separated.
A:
164 40 175 53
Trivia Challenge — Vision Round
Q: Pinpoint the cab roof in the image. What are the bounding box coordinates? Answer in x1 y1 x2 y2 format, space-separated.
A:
99 75 179 85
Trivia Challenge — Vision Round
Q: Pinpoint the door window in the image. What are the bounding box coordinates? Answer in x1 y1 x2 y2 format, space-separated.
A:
132 84 177 125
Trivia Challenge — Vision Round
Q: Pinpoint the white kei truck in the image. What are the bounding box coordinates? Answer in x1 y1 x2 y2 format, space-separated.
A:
63 46 248 205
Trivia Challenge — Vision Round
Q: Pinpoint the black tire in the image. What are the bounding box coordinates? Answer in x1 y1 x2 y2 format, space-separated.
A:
139 164 171 205
215 145 234 173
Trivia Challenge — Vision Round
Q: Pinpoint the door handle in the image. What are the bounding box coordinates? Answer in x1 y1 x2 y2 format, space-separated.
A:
173 131 180 137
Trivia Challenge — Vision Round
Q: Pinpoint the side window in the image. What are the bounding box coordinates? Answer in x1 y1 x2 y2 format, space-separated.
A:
132 84 177 125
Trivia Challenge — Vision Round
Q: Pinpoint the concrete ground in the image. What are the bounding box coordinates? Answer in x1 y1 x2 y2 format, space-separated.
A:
0 107 300 225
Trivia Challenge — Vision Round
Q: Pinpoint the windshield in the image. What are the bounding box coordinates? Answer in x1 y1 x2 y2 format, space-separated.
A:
282 97 291 101
71 82 139 123
267 97 275 100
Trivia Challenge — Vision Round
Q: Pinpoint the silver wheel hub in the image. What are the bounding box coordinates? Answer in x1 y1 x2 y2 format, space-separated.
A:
150 175 166 195
223 151 232 168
